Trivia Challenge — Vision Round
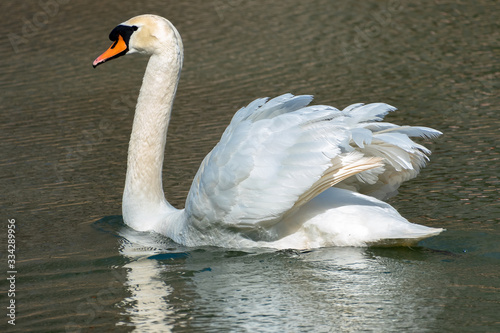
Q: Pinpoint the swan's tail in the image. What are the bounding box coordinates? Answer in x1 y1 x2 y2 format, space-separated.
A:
367 226 444 247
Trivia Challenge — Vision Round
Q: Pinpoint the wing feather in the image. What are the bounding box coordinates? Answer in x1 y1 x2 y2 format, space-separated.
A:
184 94 441 232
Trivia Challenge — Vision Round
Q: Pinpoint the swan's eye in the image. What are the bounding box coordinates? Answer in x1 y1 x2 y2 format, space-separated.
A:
132 25 138 31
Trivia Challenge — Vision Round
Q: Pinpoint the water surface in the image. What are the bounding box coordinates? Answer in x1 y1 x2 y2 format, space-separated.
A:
1 0 499 332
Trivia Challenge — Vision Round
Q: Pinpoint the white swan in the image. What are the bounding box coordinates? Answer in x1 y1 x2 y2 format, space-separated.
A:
93 14 443 249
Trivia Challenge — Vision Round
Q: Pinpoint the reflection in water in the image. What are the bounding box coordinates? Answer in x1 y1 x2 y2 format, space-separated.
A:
116 228 180 332
112 221 446 331
120 259 174 332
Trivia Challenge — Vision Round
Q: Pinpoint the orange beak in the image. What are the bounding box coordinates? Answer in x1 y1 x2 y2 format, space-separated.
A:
93 34 128 68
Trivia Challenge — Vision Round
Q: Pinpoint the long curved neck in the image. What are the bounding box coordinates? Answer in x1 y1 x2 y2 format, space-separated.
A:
122 41 183 231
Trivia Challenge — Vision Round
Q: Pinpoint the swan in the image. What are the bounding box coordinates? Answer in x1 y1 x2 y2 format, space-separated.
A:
93 14 444 249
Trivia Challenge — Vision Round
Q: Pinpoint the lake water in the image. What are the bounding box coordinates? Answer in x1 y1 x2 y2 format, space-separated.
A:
1 0 499 332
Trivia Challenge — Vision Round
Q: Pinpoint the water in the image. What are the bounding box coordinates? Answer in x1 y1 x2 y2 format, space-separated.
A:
1 0 499 331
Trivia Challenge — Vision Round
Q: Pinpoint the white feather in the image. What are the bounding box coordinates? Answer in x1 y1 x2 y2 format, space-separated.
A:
185 94 442 245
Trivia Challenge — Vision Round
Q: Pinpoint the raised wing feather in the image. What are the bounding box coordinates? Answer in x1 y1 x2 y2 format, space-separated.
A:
184 94 441 232
336 105 442 199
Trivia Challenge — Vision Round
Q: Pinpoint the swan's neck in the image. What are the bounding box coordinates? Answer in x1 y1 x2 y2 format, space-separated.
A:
122 42 183 231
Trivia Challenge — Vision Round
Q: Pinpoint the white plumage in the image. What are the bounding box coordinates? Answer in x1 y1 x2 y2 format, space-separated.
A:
94 15 443 249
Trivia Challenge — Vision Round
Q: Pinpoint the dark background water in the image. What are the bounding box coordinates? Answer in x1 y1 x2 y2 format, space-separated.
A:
1 0 499 332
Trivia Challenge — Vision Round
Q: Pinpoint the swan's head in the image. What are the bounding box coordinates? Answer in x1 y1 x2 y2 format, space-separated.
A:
93 14 183 68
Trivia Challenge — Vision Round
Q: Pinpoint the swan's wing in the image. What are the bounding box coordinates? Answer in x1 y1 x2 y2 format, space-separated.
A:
184 94 441 231
336 105 442 200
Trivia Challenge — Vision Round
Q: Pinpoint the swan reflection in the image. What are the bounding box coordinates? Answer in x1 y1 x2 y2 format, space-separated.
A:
116 227 183 332
113 225 446 332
